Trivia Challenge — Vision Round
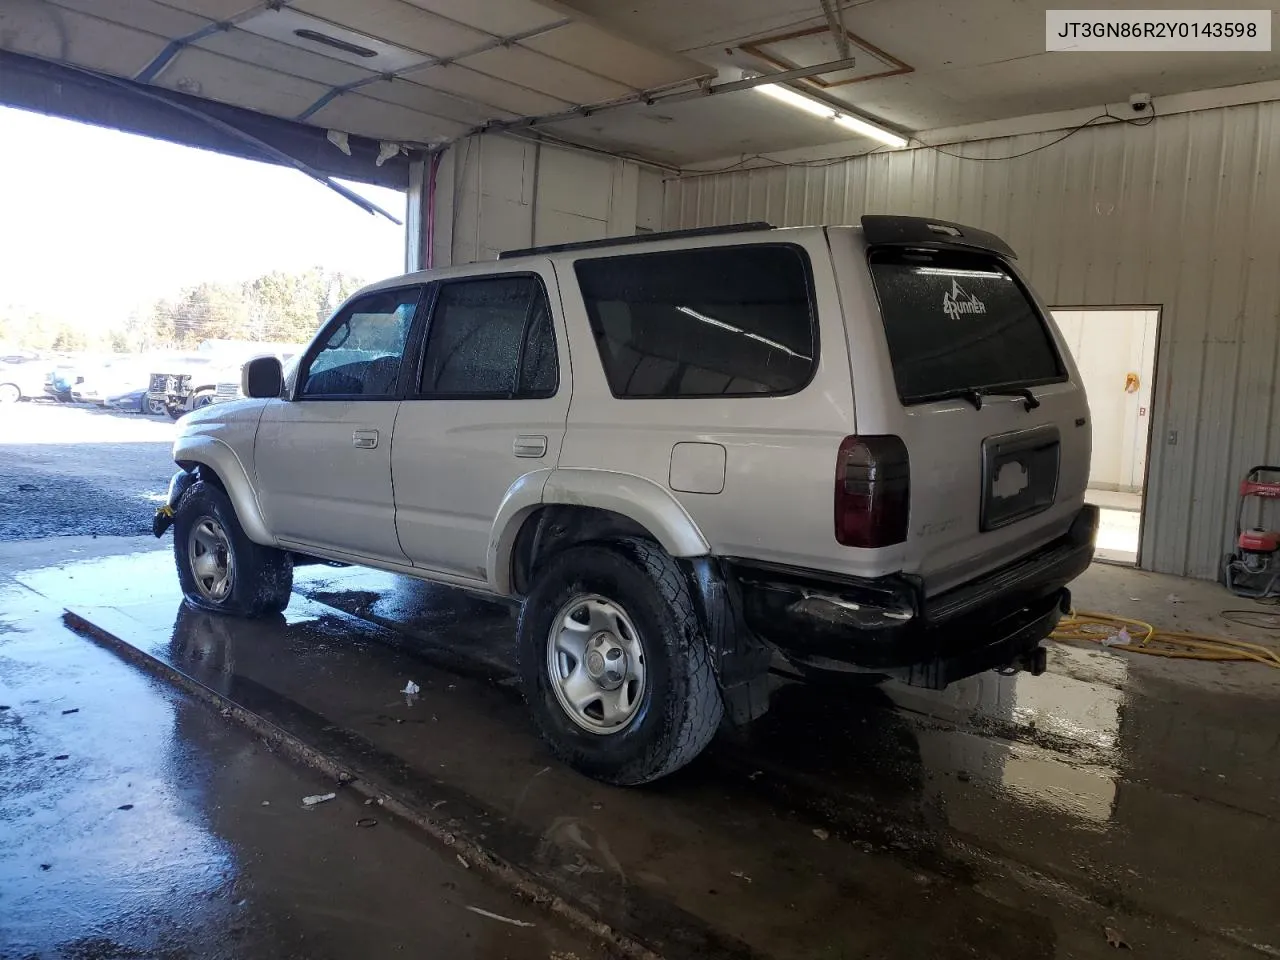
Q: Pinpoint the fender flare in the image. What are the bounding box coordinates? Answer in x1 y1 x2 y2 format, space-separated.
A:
486 467 711 595
173 435 275 546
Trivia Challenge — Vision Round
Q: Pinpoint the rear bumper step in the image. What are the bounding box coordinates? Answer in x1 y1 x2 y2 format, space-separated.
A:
727 504 1098 689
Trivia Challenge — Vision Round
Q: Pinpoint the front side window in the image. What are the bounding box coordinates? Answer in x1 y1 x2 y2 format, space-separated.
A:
574 245 816 398
868 248 1066 404
302 288 420 398
418 275 558 398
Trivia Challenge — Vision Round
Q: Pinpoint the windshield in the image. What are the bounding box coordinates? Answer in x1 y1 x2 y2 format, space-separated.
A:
868 248 1065 404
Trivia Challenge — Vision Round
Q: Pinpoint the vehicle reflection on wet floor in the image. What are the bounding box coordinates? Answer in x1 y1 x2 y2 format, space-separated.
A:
13 548 1280 959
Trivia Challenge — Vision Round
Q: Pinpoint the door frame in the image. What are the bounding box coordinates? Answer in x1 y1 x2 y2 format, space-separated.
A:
1049 303 1164 567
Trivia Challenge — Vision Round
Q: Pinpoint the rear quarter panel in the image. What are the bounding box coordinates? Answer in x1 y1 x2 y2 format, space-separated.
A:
554 229 862 572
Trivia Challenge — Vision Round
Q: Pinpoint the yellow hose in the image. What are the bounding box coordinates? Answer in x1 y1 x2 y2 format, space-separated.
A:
1051 610 1280 669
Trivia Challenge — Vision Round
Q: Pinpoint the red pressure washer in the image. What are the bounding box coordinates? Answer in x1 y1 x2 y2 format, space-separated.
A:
1223 466 1280 599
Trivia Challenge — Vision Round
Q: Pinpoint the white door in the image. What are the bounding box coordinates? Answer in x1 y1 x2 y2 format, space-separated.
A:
255 287 423 563
1051 308 1158 492
392 268 570 581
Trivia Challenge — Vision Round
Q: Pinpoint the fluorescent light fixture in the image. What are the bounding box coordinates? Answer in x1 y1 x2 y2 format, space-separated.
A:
833 112 908 148
756 83 837 119
756 83 906 149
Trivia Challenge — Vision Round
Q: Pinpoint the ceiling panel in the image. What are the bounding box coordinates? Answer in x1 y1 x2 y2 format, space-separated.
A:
556 0 820 53
521 21 708 90
47 0 211 39
152 0 260 18
405 63 571 117
195 29 378 88
236 7 430 73
0 4 169 77
359 77 516 125
156 47 332 117
461 45 632 104
546 88 880 165
308 91 469 142
292 0 489 58
400 0 564 37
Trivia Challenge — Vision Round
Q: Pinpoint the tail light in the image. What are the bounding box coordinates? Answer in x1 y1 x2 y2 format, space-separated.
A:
835 435 910 548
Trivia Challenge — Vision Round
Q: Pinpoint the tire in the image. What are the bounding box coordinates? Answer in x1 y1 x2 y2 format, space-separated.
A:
517 538 723 786
191 390 214 411
146 397 167 416
172 481 293 617
166 404 184 421
0 383 20 404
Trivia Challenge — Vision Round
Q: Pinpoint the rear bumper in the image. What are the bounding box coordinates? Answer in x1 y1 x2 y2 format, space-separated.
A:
729 504 1098 689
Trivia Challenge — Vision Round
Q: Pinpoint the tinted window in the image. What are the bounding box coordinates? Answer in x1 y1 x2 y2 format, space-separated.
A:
868 248 1065 403
419 276 557 398
302 288 420 398
575 245 815 398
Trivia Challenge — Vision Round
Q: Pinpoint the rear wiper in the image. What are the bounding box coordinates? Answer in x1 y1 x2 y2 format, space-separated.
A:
922 388 983 410
981 387 1041 411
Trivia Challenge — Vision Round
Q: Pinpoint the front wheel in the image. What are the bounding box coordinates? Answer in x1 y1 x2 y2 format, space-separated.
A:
172 481 292 617
145 396 167 416
517 538 723 785
0 383 20 404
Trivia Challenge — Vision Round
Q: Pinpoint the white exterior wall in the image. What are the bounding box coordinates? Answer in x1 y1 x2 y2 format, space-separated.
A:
663 101 1280 579
431 135 661 267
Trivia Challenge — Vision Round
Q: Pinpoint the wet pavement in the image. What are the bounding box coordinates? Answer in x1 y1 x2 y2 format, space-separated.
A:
0 545 608 960
5 539 1280 958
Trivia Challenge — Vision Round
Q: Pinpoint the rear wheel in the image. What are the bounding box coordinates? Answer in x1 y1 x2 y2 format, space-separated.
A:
145 396 167 416
517 538 722 785
0 383 20 404
191 389 214 411
172 481 292 617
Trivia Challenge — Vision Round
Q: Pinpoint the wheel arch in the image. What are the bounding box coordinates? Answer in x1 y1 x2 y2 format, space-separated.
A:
488 468 711 597
173 435 275 546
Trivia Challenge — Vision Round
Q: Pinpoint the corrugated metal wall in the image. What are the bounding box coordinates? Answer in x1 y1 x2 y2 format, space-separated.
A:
663 101 1280 579
433 135 663 266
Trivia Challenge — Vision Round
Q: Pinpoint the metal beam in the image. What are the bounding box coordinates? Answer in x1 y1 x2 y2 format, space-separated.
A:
475 57 861 136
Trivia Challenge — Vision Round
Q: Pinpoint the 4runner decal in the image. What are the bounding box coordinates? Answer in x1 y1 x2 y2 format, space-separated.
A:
942 279 988 320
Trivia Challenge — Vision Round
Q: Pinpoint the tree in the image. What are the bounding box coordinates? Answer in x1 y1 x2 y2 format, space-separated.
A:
138 267 366 349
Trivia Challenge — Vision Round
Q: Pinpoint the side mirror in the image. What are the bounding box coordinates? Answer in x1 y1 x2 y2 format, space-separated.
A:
243 356 284 399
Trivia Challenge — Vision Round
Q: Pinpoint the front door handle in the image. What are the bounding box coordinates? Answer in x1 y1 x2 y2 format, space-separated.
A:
353 429 379 449
513 435 548 458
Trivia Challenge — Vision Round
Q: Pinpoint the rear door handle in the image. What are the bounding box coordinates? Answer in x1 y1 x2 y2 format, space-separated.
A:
353 429 379 449
513 435 548 458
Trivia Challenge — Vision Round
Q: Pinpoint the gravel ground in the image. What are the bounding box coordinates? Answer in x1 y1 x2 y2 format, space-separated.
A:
0 402 177 540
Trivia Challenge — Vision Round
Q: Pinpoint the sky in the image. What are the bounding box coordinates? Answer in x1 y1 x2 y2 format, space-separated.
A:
0 105 405 328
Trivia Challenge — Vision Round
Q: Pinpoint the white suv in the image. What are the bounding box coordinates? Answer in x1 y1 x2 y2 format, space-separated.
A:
154 217 1096 785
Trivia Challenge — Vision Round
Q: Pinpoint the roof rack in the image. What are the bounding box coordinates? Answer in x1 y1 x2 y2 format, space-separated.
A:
497 221 775 260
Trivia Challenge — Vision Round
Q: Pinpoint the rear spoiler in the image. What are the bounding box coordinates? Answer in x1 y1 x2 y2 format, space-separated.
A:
860 215 1017 260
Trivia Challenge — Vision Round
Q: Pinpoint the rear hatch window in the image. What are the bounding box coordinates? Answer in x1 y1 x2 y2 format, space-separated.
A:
868 248 1065 404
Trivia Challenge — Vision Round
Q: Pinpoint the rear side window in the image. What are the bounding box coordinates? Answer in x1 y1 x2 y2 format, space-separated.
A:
868 248 1065 404
418 275 558 398
574 245 816 398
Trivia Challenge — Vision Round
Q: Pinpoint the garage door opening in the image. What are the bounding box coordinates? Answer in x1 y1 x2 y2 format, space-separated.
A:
1051 307 1161 566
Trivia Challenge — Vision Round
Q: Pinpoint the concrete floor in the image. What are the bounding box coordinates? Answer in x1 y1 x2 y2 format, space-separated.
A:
0 539 607 960
3 536 1279 959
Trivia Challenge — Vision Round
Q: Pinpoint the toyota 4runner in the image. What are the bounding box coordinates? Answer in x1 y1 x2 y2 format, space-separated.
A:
153 217 1096 785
